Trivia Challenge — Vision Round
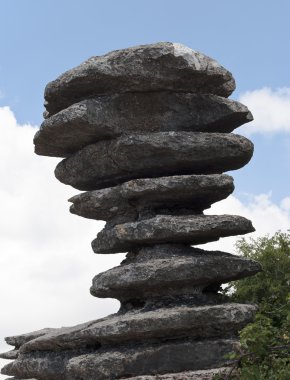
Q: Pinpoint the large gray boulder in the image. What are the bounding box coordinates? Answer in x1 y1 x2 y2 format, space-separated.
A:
91 248 261 299
44 42 235 116
55 132 253 191
35 93 252 157
92 214 255 253
69 174 234 223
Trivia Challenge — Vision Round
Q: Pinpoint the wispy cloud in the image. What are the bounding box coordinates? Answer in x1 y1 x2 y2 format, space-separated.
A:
238 87 290 135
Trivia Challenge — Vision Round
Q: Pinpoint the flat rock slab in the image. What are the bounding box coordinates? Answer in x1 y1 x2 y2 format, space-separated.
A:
4 378 37 380
123 368 230 380
1 350 78 380
91 249 261 299
66 339 236 380
55 132 253 191
44 42 235 116
4 328 55 349
3 339 236 379
21 304 255 353
69 174 234 223
92 214 255 254
0 350 19 360
35 93 252 157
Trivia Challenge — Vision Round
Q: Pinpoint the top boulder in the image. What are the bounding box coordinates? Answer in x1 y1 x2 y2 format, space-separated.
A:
44 42 236 116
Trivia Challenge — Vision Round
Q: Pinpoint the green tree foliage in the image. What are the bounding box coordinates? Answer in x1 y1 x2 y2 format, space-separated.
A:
220 232 290 379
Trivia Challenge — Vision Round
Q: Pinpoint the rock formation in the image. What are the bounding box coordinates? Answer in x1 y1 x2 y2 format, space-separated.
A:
1 42 261 380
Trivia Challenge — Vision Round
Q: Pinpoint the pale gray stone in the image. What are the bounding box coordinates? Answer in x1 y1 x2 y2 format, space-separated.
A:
1 43 258 380
91 247 261 299
69 174 234 223
44 42 235 116
122 368 231 380
55 132 253 191
0 350 19 360
35 93 252 157
92 214 255 254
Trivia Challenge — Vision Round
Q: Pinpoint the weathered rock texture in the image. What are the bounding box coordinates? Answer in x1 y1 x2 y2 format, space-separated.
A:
43 42 236 117
35 93 252 157
2 42 260 380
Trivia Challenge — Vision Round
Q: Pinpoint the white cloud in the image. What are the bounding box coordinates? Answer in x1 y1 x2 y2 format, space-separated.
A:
238 87 290 134
0 106 290 377
203 193 290 252
0 107 123 369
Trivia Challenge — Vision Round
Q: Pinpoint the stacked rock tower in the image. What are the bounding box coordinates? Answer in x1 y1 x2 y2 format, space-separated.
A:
1 43 261 379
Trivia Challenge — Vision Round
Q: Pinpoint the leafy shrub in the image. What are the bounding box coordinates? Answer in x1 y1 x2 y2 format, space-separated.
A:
217 232 290 379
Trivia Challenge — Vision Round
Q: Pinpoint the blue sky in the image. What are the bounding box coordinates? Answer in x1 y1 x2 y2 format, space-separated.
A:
0 0 290 373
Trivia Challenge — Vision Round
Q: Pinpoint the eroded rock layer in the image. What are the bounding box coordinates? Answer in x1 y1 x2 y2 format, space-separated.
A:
2 42 260 380
44 42 236 117
54 132 253 191
69 174 235 223
91 245 261 301
35 93 252 157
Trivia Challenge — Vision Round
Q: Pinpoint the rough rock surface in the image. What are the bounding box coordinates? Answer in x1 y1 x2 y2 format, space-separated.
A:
44 42 235 116
122 368 231 380
4 329 55 349
69 174 234 223
65 339 237 380
91 247 261 299
4 378 37 380
3 339 237 379
2 43 260 380
55 132 253 191
92 214 255 253
35 93 252 157
0 349 19 360
20 304 256 353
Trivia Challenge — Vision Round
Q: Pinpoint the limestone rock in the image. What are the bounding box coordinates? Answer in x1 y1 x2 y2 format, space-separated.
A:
0 349 19 360
44 42 235 116
91 248 261 299
35 93 252 157
92 214 255 254
3 339 236 379
55 132 253 191
1 43 258 379
4 378 37 380
122 368 231 380
69 174 234 223
65 339 236 380
5 328 55 349
1 350 78 380
20 304 255 353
